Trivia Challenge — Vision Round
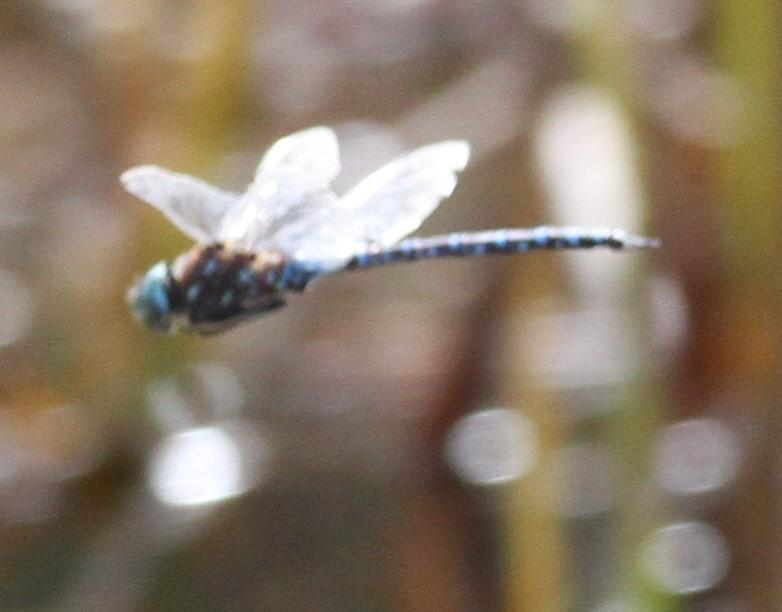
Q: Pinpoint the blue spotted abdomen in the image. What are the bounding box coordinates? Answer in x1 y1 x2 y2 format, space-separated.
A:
346 226 659 270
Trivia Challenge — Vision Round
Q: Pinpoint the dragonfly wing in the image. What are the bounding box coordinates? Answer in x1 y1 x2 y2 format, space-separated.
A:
271 140 470 270
225 182 342 254
256 126 340 186
340 140 470 246
272 211 367 271
219 127 341 249
121 165 240 243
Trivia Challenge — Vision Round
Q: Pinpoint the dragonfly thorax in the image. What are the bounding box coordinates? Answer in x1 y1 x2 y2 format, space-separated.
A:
129 245 299 334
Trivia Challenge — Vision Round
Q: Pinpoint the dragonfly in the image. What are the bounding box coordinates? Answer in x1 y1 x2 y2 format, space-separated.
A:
122 126 659 334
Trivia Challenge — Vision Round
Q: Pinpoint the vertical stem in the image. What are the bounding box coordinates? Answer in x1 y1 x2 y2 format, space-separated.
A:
712 2 782 609
569 2 670 610
496 232 568 611
502 375 567 612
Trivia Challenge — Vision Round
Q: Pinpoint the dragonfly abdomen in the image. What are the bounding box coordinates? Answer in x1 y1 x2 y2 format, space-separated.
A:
346 226 659 271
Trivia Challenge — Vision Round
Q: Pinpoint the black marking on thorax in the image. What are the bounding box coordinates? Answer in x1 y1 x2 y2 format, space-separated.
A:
171 244 291 327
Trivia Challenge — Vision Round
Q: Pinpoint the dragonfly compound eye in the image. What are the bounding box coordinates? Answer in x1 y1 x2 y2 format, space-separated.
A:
128 261 177 332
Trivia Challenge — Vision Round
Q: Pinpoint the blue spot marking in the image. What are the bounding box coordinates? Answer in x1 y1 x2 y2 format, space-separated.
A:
281 264 307 288
533 227 549 246
238 267 254 286
473 242 487 255
292 266 304 285
448 233 461 252
203 259 218 276
494 230 508 249
563 227 581 246
186 284 201 303
220 290 234 307
280 266 292 286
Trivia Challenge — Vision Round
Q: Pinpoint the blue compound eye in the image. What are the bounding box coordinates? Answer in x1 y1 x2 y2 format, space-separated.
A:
128 262 175 332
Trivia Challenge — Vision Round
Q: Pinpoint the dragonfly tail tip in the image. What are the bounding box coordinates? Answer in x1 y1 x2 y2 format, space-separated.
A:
628 234 662 249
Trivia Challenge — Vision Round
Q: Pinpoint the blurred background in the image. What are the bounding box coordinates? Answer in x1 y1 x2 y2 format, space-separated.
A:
1 1 779 610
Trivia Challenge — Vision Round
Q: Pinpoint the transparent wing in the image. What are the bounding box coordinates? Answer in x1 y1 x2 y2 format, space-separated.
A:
121 165 240 243
256 125 340 185
339 140 470 246
271 140 470 269
219 126 341 249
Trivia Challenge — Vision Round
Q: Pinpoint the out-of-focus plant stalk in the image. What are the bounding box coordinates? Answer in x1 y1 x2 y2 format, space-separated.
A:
570 4 671 612
495 187 567 610
175 3 252 175
56 3 254 606
501 361 566 612
713 1 782 609
714 2 781 278
94 1 252 386
48 0 254 406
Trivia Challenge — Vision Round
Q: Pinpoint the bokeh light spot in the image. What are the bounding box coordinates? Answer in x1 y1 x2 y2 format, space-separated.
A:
641 522 730 594
0 269 33 348
445 408 537 486
649 58 746 147
522 0 597 33
149 426 247 507
624 0 703 40
653 418 741 496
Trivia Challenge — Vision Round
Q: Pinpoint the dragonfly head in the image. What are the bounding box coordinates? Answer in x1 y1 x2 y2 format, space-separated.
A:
127 261 182 333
